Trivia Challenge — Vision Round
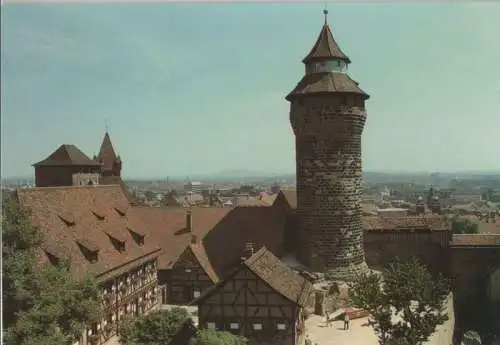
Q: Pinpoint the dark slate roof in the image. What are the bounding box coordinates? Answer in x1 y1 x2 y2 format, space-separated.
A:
33 144 102 167
98 132 120 171
303 24 351 64
286 72 369 101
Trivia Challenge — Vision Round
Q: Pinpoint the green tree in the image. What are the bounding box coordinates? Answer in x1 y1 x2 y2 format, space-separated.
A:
348 257 450 345
196 329 248 345
451 217 479 234
119 308 248 345
119 308 191 345
2 197 101 345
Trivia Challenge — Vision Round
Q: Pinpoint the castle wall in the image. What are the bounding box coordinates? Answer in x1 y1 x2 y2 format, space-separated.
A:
363 230 451 276
450 247 500 300
35 166 74 187
35 166 101 187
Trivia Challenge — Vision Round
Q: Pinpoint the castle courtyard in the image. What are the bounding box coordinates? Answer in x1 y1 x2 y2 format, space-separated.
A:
304 294 455 345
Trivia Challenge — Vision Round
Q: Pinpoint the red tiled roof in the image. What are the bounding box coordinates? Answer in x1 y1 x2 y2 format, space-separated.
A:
362 215 450 231
260 193 278 205
100 176 138 205
202 207 287 277
130 207 231 270
451 234 500 246
133 206 287 278
189 243 219 283
277 189 297 209
33 144 101 167
16 185 161 282
98 132 120 171
235 197 271 207
244 247 313 307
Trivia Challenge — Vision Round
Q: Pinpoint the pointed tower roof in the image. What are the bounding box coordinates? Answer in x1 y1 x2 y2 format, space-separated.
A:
33 144 101 167
302 10 351 64
286 10 369 101
98 132 120 171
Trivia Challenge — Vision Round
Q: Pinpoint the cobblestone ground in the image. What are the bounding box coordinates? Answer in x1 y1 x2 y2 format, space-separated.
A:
304 294 455 345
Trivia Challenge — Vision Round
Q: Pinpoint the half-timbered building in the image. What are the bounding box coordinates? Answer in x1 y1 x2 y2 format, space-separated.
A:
135 205 287 305
168 234 219 304
195 247 313 345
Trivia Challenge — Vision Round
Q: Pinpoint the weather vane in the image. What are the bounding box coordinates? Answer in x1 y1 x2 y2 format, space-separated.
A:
323 3 328 25
105 119 109 133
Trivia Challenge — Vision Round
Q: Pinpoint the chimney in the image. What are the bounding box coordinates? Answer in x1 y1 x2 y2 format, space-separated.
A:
191 234 197 244
244 242 254 258
186 209 192 232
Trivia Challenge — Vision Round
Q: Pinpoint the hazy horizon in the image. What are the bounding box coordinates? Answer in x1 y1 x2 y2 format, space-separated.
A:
4 169 500 182
2 3 499 178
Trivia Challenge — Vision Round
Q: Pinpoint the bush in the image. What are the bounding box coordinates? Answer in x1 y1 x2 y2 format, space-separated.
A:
195 329 247 345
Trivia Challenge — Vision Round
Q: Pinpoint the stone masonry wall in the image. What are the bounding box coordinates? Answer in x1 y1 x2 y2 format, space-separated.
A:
290 94 367 280
363 230 451 277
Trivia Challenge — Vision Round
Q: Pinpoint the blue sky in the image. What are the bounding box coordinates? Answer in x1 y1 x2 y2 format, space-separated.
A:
1 3 499 179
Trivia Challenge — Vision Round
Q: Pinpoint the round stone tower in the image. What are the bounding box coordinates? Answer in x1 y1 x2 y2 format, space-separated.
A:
286 11 370 280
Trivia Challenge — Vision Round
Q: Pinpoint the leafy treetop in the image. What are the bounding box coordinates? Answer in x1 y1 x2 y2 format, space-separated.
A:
2 196 101 345
119 308 248 345
451 217 479 234
348 257 450 345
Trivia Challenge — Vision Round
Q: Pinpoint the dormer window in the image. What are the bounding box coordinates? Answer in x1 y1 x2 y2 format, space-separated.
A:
58 213 76 227
93 210 106 221
127 227 145 246
111 237 126 252
105 232 126 253
114 206 127 217
45 251 60 266
76 239 100 263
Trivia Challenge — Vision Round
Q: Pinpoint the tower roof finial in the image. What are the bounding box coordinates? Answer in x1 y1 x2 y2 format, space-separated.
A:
105 119 109 133
323 6 328 25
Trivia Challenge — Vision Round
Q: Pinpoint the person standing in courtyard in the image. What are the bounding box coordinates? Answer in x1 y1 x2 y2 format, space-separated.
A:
325 311 331 327
343 312 350 330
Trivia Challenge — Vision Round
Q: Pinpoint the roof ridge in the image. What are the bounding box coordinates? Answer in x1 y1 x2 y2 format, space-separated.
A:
243 246 267 266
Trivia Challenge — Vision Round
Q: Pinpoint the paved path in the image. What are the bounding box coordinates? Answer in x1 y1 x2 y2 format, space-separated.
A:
305 294 455 345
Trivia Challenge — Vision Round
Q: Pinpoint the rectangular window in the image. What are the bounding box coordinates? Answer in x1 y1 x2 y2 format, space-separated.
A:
229 323 239 330
193 289 201 298
277 323 287 330
207 322 216 330
252 323 263 330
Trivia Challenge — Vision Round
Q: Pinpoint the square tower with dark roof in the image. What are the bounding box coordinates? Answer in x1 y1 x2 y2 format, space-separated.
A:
286 11 370 280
